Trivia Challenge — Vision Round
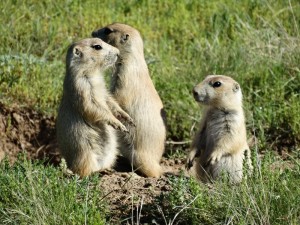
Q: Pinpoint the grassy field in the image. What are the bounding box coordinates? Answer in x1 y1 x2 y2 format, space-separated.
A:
0 0 299 224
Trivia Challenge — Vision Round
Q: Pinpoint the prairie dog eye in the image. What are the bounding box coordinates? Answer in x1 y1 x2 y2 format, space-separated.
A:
212 81 222 88
92 45 102 50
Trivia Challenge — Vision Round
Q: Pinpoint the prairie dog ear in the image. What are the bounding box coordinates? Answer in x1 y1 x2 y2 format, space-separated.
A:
73 47 82 57
120 33 129 44
91 27 113 37
104 27 113 35
233 82 240 92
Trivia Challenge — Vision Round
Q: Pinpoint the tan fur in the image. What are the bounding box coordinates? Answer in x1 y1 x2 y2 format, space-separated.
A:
186 75 253 183
56 38 133 177
92 23 166 178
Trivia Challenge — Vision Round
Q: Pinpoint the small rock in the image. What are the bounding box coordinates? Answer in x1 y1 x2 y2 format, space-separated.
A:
161 185 171 191
12 112 23 124
168 159 175 166
143 182 152 188
175 159 182 164
120 173 130 178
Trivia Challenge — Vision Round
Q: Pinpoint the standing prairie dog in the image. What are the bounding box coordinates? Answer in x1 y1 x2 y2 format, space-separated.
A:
186 75 252 183
56 38 133 177
92 23 166 178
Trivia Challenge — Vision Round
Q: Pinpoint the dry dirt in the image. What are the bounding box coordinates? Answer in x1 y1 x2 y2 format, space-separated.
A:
1 102 297 224
0 102 189 224
0 102 59 164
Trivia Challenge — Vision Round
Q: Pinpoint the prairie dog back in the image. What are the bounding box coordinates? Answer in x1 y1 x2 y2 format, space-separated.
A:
92 23 166 178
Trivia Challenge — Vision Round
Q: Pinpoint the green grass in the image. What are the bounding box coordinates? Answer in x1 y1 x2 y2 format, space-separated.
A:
0 0 299 224
0 157 107 224
162 153 300 224
1 0 299 142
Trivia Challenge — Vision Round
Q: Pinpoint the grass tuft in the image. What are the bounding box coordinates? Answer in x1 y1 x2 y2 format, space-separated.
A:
0 156 107 225
162 153 300 224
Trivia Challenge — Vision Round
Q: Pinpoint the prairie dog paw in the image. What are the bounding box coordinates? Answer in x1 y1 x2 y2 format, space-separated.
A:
185 149 199 170
116 111 135 127
210 152 223 165
109 119 128 133
122 113 135 126
186 157 194 170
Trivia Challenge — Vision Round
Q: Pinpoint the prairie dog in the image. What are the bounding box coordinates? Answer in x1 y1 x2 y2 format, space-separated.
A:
92 23 166 178
186 75 252 183
56 38 133 177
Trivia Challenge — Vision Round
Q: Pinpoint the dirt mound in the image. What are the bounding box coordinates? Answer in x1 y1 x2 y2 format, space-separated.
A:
0 102 60 164
0 102 187 223
97 155 186 223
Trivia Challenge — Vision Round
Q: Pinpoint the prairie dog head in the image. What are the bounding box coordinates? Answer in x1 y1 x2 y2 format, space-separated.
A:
91 23 144 57
66 38 119 74
193 75 242 109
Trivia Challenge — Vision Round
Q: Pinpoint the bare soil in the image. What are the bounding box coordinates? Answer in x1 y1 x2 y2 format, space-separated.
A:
0 102 188 224
99 156 186 224
0 102 59 164
1 102 297 224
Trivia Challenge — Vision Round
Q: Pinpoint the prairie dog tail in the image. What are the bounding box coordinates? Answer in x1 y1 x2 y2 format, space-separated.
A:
70 152 96 177
133 154 163 178
70 148 117 177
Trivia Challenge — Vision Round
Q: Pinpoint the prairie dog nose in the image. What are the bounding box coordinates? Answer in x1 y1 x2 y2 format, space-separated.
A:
193 88 199 100
193 86 206 103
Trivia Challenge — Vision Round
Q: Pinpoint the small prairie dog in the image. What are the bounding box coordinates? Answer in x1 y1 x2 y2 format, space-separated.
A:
186 75 252 183
92 23 166 178
56 38 133 177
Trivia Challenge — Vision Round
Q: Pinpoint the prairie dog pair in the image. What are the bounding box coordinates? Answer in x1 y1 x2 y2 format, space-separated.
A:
187 75 252 183
56 38 133 177
92 23 166 178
